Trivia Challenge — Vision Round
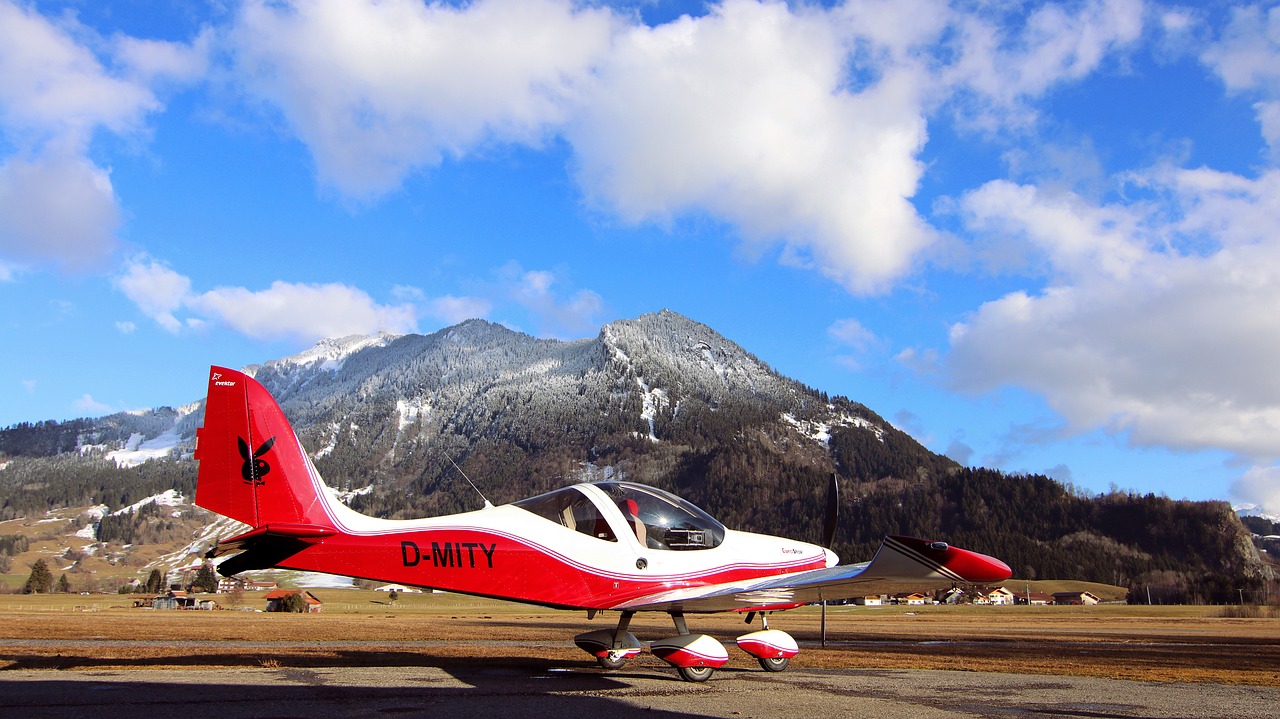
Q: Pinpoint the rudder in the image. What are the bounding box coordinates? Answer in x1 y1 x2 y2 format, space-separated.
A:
194 366 333 530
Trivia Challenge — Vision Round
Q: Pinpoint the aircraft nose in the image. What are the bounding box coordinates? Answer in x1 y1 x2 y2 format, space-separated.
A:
823 547 839 567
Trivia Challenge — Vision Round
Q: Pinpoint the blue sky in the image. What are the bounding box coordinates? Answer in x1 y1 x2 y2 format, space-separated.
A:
3 0 1280 515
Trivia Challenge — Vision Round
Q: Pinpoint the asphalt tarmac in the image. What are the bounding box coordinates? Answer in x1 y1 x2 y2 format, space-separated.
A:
4 664 1275 719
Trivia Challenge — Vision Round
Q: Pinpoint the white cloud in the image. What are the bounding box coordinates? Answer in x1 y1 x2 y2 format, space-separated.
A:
113 258 192 333
114 257 418 343
21 379 35 393
500 264 603 339
829 318 878 350
0 1 208 273
429 295 493 325
1232 465 1280 518
1202 3 1280 153
73 393 112 415
942 0 1143 116
948 168 1280 462
115 29 213 85
570 0 937 294
0 153 121 273
0 1 157 147
229 0 615 199
115 321 137 334
189 281 418 343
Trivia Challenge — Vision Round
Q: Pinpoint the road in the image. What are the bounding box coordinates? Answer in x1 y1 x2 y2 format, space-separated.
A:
4 663 1275 719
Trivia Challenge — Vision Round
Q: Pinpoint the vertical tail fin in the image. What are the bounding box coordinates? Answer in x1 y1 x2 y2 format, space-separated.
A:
194 366 334 530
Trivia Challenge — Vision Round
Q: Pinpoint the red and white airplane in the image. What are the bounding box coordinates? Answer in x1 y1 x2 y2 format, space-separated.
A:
195 366 1011 682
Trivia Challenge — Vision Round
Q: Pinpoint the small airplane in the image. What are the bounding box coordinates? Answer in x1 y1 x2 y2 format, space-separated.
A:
194 366 1011 682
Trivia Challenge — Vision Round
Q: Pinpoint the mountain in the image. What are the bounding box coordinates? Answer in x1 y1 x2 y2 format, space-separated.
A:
0 310 1270 602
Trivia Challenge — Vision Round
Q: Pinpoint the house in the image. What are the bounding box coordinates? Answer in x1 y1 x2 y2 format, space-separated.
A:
149 590 215 610
1052 591 1101 606
217 577 245 594
373 584 422 593
937 587 967 605
219 578 279 592
1019 591 1054 606
986 587 1017 606
893 592 928 606
264 589 323 613
854 595 883 606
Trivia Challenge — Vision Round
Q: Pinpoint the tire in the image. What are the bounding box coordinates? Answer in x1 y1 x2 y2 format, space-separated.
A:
677 665 715 682
597 654 627 670
758 656 790 672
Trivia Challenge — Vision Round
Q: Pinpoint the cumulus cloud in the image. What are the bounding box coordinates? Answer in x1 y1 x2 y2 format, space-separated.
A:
570 0 937 294
0 1 208 273
1232 465 1280 517
428 295 493 325
112 258 192 333
228 0 615 199
73 393 112 415
1202 3 1280 154
114 257 418 343
0 153 121 272
947 168 1280 462
940 0 1143 127
217 1 1156 296
189 281 418 342
498 263 603 339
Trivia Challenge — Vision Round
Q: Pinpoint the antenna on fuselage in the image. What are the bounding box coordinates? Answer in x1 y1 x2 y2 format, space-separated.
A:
448 456 494 509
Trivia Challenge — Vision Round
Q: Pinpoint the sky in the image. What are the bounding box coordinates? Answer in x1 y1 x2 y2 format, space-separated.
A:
2 0 1280 516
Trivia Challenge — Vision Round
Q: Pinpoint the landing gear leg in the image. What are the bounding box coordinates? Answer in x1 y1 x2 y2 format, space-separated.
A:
656 611 725 682
597 611 636 670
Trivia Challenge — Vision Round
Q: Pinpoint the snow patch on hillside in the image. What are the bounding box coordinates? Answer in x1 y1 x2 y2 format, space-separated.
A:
270 333 399 373
782 410 885 446
637 377 666 442
396 397 431 431
107 429 182 467
327 484 373 505
1236 504 1280 524
112 489 185 516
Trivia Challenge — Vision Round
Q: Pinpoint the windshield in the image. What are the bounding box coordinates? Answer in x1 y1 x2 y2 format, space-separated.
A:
595 482 726 551
512 486 617 542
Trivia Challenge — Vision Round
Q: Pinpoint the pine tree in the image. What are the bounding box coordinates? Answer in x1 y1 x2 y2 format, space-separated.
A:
56 574 72 593
191 563 218 593
22 559 53 594
144 568 164 593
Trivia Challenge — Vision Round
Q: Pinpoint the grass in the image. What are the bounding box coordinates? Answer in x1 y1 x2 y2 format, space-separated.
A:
1 590 1278 687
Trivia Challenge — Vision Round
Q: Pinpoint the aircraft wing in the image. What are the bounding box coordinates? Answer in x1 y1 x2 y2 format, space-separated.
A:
611 535 1012 614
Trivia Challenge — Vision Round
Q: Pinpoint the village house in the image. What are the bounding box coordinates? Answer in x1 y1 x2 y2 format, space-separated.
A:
1019 591 1054 606
854 595 883 606
373 584 422 593
893 592 929 606
264 589 323 613
216 578 279 594
986 587 1017 605
144 590 216 610
1052 591 1101 605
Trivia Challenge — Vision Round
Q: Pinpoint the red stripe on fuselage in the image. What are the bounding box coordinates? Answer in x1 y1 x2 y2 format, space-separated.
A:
266 528 827 610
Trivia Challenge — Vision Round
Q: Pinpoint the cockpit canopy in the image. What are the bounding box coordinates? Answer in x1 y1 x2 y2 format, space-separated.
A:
513 481 726 551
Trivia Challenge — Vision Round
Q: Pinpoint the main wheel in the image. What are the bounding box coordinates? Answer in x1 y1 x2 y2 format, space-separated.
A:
677 665 715 682
597 653 627 670
757 656 790 672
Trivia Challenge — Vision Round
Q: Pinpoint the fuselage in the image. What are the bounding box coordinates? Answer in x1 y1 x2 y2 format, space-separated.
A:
272 481 836 610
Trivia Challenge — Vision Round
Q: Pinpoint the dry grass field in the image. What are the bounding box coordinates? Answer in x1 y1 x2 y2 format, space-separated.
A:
1 591 1277 686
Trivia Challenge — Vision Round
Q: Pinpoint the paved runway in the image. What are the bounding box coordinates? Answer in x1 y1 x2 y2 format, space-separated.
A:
4 664 1275 719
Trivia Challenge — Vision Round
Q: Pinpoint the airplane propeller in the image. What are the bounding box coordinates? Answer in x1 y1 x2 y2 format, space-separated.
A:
822 472 839 550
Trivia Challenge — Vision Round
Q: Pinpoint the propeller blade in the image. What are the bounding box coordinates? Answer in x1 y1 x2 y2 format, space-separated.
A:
822 472 839 549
